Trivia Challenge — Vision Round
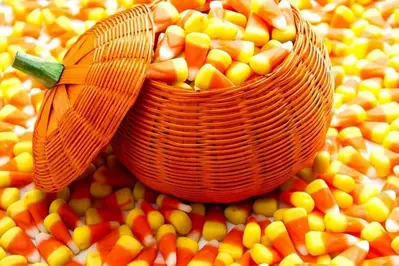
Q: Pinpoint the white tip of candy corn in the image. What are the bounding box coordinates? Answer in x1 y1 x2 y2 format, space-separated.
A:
273 16 287 30
281 41 294 52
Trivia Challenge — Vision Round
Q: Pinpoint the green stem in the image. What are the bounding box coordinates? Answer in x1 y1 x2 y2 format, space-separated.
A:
12 52 65 89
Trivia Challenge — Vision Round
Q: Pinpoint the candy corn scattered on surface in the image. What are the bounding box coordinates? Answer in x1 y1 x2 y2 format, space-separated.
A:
1 0 399 265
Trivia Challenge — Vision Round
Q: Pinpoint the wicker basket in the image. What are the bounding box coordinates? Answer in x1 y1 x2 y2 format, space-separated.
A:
112 7 334 203
14 1 333 202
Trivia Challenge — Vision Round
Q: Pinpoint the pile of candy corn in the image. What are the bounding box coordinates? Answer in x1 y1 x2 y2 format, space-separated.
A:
148 0 296 90
0 0 399 265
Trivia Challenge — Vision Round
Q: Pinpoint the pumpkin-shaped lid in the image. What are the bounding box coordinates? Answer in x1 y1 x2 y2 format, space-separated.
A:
12 4 156 192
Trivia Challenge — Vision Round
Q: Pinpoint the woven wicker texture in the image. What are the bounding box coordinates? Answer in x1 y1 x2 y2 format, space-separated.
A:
112 7 334 203
33 4 155 192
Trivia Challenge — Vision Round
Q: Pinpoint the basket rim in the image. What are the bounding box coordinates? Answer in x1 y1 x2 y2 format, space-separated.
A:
146 5 315 96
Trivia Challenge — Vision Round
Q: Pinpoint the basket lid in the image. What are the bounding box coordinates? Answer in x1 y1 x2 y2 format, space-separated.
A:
12 4 156 192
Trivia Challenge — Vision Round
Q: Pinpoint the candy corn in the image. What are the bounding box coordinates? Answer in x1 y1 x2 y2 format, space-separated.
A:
23 189 48 233
187 240 219 266
7 200 39 238
44 213 79 254
73 221 120 250
1 227 40 263
36 233 73 266
49 198 83 230
126 208 156 247
156 224 177 266
104 235 142 266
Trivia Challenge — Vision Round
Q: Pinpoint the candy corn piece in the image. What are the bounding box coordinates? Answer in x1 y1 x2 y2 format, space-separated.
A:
324 212 368 233
0 132 18 157
0 255 28 266
156 224 177 266
90 182 112 199
219 224 244 259
386 207 399 233
318 174 355 193
359 122 390 144
305 179 340 214
0 171 32 188
176 237 198 266
205 49 232 73
367 102 399 123
187 203 206 241
327 160 371 184
36 233 73 266
383 176 399 195
95 187 134 211
364 190 396 222
272 0 297 42
224 201 252 225
93 166 133 187
138 200 164 232
250 243 281 265
0 187 19 210
347 91 378 111
210 40 254 64
185 33 211 81
195 64 234 90
243 216 261 249
68 180 91 216
337 146 377 178
0 152 33 173
7 200 39 238
213 253 233 266
243 12 270 47
147 58 189 83
202 206 227 241
251 0 286 30
225 61 252 85
44 213 79 254
249 41 293 75
0 210 15 237
12 131 31 156
160 208 192 236
88 225 132 259
133 181 159 203
156 194 192 213
187 240 219 266
305 231 359 256
384 131 399 153
330 240 369 266
361 222 396 256
49 199 83 230
1 227 40 263
338 127 367 151
126 208 156 247
85 208 126 225
279 191 315 213
127 246 157 266
23 189 48 233
155 25 186 62
153 2 180 33
0 105 30 127
330 104 367 128
86 251 103 266
223 10 247 28
208 1 224 18
265 221 297 257
283 208 310 256
104 235 143 266
177 10 208 33
73 221 120 250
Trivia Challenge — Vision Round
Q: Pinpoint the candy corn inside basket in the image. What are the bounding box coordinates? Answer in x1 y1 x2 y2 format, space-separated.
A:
13 0 334 203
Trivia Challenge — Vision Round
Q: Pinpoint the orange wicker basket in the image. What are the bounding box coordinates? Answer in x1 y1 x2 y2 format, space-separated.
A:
13 1 333 203
112 7 334 203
